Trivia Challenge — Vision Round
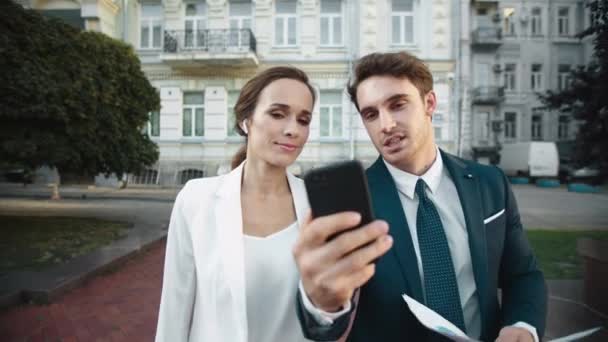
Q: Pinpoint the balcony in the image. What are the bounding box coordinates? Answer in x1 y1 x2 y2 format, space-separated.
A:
161 29 258 68
471 27 503 49
471 86 505 105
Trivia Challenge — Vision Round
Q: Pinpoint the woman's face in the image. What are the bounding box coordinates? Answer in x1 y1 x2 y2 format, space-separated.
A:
245 78 314 169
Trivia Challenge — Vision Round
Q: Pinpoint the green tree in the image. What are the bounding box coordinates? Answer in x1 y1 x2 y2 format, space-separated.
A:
539 0 608 180
0 1 159 189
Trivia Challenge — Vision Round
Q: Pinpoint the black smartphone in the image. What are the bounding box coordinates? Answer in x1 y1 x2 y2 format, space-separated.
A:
303 160 375 239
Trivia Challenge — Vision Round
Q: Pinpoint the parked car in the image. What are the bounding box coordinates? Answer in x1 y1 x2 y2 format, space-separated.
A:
559 163 601 184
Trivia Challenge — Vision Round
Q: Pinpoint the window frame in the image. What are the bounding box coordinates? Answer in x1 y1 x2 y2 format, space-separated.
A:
319 0 344 47
504 111 518 140
503 63 517 92
319 91 344 138
390 0 416 46
557 6 570 36
530 7 543 36
140 4 163 50
531 63 543 91
274 0 298 47
182 92 205 138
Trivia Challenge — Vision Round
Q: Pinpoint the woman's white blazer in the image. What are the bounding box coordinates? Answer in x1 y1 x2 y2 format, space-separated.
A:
155 162 310 342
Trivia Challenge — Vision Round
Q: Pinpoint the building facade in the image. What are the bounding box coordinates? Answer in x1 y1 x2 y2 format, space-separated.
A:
461 0 594 163
19 0 459 187
129 0 458 186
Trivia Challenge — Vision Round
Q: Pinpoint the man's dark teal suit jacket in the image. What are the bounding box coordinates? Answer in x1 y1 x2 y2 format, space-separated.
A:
296 150 547 341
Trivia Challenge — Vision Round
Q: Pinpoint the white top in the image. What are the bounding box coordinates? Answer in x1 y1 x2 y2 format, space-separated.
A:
155 162 311 342
243 222 312 342
382 147 537 342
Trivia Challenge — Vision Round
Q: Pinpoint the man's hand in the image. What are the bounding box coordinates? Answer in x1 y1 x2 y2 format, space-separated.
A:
495 326 534 342
292 210 393 313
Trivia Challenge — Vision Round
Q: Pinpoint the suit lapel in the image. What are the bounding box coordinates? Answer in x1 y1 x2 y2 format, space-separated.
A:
214 163 248 342
441 150 490 337
367 157 424 302
287 172 309 227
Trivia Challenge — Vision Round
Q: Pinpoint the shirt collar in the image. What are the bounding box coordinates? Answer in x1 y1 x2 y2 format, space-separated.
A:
383 146 444 200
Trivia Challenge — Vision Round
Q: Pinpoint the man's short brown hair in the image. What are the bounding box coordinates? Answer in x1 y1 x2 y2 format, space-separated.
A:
347 51 434 111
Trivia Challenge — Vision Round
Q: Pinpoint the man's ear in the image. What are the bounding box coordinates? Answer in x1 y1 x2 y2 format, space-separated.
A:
424 90 437 117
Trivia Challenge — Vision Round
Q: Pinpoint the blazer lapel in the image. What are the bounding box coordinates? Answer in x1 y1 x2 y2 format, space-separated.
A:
214 162 248 342
367 157 424 302
441 150 490 337
287 172 309 227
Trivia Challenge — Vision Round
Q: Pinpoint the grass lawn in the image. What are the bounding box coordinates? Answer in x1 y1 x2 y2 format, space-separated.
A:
0 216 131 275
526 229 608 279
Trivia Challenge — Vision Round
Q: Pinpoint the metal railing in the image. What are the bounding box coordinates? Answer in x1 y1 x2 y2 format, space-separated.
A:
472 86 505 104
163 29 257 54
472 27 503 45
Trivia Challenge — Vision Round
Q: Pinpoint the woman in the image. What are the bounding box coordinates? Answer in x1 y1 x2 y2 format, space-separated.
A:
155 67 320 341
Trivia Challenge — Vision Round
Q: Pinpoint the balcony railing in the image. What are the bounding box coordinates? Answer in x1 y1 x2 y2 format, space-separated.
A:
471 86 505 105
472 27 502 48
163 28 257 54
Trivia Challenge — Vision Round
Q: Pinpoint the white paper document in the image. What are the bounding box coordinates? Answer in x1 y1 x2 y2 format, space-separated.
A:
402 294 603 342
402 293 481 342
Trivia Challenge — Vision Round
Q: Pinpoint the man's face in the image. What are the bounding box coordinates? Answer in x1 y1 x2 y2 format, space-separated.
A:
356 75 436 169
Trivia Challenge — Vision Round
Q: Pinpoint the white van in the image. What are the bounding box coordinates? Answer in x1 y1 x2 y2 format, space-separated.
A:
498 142 559 178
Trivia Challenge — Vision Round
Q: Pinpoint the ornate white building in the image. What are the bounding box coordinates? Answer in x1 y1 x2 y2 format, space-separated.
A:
460 0 594 163
19 0 459 186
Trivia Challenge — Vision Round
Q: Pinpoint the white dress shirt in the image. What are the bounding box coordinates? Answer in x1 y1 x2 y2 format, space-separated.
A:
301 147 538 342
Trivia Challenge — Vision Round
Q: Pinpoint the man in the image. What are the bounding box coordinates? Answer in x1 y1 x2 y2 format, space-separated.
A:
292 52 547 341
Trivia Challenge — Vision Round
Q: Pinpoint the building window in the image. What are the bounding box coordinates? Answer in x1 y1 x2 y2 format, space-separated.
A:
504 112 517 139
531 64 543 91
275 0 297 46
183 92 204 137
477 112 490 141
320 91 343 138
531 7 542 36
184 2 207 48
320 0 343 46
149 111 160 137
229 0 253 49
503 7 516 36
531 112 543 141
558 64 571 91
558 115 570 140
140 4 163 49
129 169 159 185
558 7 570 36
227 90 240 137
180 169 204 184
503 63 517 91
391 0 415 45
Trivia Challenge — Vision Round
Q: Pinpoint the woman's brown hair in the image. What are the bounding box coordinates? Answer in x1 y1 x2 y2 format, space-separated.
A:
230 66 316 169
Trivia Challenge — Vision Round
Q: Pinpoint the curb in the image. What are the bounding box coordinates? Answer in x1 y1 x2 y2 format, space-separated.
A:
0 223 167 311
568 183 600 194
536 179 561 188
0 193 175 203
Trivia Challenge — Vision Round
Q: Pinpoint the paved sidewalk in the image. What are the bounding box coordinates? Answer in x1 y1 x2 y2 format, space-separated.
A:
1 240 606 341
0 242 165 342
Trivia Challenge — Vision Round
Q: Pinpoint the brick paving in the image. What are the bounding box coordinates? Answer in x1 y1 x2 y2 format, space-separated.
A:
0 242 165 342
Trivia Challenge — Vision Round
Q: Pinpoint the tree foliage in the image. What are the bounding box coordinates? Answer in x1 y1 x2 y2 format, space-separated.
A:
539 0 608 178
0 1 159 180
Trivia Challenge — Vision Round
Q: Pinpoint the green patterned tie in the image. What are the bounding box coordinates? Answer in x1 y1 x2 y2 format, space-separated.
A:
415 179 466 332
